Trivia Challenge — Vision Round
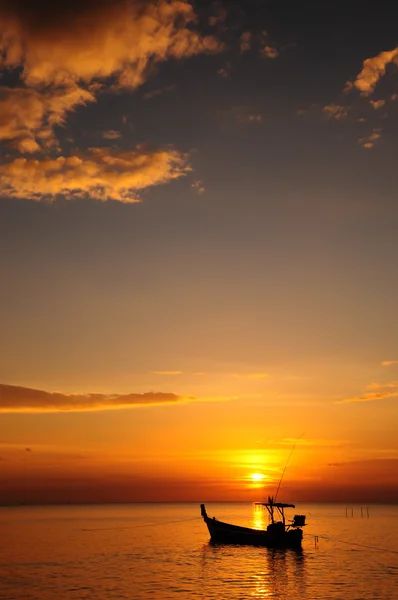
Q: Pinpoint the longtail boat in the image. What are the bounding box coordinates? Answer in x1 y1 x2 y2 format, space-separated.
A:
200 497 306 549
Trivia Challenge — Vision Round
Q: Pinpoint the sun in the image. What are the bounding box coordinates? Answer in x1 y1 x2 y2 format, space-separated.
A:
250 473 265 482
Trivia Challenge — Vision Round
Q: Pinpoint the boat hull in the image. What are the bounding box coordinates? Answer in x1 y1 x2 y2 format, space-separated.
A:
201 507 303 549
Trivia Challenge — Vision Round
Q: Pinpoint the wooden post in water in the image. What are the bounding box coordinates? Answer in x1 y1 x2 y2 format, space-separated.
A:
361 507 363 518
366 507 369 518
351 508 354 517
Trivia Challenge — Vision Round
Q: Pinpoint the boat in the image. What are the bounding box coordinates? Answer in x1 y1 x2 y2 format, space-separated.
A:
200 497 306 549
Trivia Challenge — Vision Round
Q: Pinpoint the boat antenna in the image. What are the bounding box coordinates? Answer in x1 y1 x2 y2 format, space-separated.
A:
274 432 304 502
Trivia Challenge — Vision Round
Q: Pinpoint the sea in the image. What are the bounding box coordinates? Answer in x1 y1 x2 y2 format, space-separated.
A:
1 503 398 600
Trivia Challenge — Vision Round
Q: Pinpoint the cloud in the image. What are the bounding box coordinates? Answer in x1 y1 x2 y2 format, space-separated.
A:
0 146 190 202
143 84 176 100
0 383 191 412
328 458 398 469
101 130 122 140
369 99 386 110
247 114 263 123
0 0 222 154
0 383 240 412
322 103 350 120
339 391 398 404
0 0 221 89
222 106 263 124
154 371 183 375
191 179 206 195
350 47 398 95
218 64 231 78
337 381 398 404
246 373 267 379
230 373 267 380
276 438 348 448
239 32 252 53
0 85 95 152
368 381 398 390
381 360 398 367
208 6 227 27
358 127 382 149
261 45 279 59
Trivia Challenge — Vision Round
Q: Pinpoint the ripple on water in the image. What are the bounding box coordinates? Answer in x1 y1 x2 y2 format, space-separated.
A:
1 504 398 600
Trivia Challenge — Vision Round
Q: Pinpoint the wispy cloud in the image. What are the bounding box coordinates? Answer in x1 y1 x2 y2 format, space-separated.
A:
143 85 176 100
369 99 386 110
222 106 263 124
0 147 190 203
0 383 240 413
191 179 206 195
230 373 268 380
208 6 227 28
101 130 122 140
358 127 382 149
337 380 398 404
328 457 398 468
368 381 398 390
322 103 350 120
218 63 231 78
239 32 252 53
0 384 189 412
277 438 349 448
261 45 279 59
381 360 398 367
153 371 183 376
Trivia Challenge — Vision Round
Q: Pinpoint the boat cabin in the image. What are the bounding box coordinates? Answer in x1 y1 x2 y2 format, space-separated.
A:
255 496 306 530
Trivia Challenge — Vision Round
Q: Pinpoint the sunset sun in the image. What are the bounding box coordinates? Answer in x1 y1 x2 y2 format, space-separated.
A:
250 473 266 482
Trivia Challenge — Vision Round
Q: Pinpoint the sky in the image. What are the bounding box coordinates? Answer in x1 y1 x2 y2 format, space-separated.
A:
1 0 398 504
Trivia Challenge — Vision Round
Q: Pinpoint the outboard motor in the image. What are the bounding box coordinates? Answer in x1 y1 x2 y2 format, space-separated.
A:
292 514 306 527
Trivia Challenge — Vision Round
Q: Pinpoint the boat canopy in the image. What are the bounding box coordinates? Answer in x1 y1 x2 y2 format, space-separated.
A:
255 497 296 525
255 502 295 508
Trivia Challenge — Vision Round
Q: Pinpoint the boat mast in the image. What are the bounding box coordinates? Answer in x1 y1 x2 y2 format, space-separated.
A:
274 432 304 502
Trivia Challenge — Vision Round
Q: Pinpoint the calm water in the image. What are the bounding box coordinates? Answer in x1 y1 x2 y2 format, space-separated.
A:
1 503 398 600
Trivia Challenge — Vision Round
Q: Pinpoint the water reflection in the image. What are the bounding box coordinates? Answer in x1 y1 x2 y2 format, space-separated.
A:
200 543 307 599
264 548 307 598
251 503 268 530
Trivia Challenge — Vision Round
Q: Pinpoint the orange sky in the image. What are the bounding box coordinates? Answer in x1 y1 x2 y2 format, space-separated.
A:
1 367 398 503
1 0 398 504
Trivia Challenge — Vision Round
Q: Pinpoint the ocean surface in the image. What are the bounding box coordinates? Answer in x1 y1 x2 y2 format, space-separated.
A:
1 503 398 600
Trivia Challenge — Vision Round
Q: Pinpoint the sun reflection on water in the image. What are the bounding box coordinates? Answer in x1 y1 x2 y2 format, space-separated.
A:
251 503 268 530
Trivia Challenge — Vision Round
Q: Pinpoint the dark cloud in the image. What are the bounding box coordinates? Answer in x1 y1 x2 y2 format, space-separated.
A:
0 0 128 31
0 383 194 412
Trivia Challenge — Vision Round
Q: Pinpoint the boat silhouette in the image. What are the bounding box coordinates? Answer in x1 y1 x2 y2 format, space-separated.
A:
200 497 306 548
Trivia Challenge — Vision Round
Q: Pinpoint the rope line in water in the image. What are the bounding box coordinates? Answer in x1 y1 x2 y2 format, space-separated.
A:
307 533 398 555
78 516 201 532
79 518 398 555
